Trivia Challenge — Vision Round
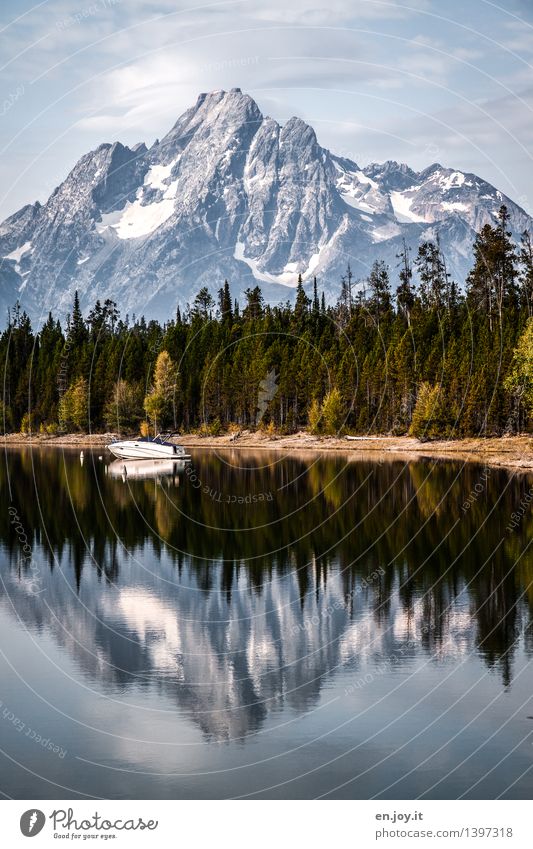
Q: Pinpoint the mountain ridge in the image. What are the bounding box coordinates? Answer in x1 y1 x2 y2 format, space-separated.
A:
1 86 531 324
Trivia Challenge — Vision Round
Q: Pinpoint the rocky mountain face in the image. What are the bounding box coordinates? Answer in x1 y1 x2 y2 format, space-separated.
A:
1 87 531 324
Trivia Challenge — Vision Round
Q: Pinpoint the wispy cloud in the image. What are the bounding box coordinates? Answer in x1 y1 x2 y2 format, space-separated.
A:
0 0 532 219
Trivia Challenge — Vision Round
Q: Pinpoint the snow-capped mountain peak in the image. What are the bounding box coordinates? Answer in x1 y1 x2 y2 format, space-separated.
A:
0 88 531 323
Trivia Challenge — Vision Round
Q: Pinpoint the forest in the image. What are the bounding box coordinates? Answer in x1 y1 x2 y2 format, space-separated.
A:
1 205 533 439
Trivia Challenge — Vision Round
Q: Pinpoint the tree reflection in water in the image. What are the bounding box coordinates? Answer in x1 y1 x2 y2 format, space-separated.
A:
1 447 532 741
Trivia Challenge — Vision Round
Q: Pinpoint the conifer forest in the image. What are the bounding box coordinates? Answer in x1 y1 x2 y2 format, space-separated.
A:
2 207 533 439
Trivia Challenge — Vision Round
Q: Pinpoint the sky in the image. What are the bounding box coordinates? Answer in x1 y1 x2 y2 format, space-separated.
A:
1 0 532 220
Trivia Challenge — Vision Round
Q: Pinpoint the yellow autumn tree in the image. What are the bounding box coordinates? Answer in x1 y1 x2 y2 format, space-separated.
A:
143 351 177 432
504 317 533 426
321 388 344 435
409 382 447 439
58 377 89 432
307 398 322 434
104 380 143 432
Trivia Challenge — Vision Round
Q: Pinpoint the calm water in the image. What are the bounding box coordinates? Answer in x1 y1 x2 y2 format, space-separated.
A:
1 446 532 799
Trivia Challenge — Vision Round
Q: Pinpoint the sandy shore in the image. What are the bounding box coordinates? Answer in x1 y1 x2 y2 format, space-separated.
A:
3 430 533 472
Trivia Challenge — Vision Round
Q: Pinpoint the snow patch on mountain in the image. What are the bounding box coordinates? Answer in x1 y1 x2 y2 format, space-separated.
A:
3 240 33 283
234 241 322 286
234 240 291 284
433 171 468 191
97 178 178 239
4 240 33 265
371 220 403 243
332 157 390 215
442 201 469 213
144 156 181 191
390 191 426 223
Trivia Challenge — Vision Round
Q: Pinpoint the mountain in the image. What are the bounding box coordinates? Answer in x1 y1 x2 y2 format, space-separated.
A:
1 87 531 324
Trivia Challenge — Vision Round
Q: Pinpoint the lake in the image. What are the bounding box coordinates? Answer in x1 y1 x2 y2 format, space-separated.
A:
1 446 532 799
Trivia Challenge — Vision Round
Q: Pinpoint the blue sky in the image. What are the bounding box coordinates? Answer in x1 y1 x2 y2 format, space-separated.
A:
1 0 532 219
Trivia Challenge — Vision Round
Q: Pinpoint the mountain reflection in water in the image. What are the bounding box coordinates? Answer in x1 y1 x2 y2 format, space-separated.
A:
1 447 532 798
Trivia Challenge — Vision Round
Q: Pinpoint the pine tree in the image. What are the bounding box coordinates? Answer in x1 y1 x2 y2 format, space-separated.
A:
340 263 354 314
294 274 311 325
243 286 264 320
2 205 532 440
519 231 533 316
415 239 448 310
367 260 392 322
396 239 415 325
312 277 320 313
467 205 517 330
192 287 215 321
87 300 105 340
103 298 119 333
0 399 13 433
218 280 233 322
70 290 87 345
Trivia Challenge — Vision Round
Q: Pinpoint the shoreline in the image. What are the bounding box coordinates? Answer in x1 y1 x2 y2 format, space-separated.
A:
3 431 533 473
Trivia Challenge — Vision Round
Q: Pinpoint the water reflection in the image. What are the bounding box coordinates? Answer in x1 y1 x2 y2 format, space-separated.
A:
2 450 532 698
107 457 187 483
1 446 533 800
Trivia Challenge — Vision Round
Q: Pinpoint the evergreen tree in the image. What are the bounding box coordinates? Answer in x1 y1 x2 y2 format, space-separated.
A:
415 239 448 310
218 280 233 322
87 300 105 340
0 399 13 433
1 211 532 439
341 263 354 313
312 277 320 313
519 231 533 316
367 260 392 321
192 287 215 321
70 290 87 346
294 274 311 325
467 205 518 329
396 239 415 325
243 286 264 321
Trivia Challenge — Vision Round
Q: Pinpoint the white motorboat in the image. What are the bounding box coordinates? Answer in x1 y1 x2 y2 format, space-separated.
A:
107 458 187 481
107 433 190 461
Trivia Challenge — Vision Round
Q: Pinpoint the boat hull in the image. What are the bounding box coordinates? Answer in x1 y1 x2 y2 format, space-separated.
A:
107 440 189 460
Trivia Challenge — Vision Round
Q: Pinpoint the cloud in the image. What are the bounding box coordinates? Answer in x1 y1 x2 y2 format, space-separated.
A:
380 84 533 201
1 0 532 221
75 24 409 135
249 0 429 24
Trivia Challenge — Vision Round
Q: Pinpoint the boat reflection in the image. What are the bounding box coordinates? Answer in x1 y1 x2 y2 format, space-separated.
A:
106 457 188 484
